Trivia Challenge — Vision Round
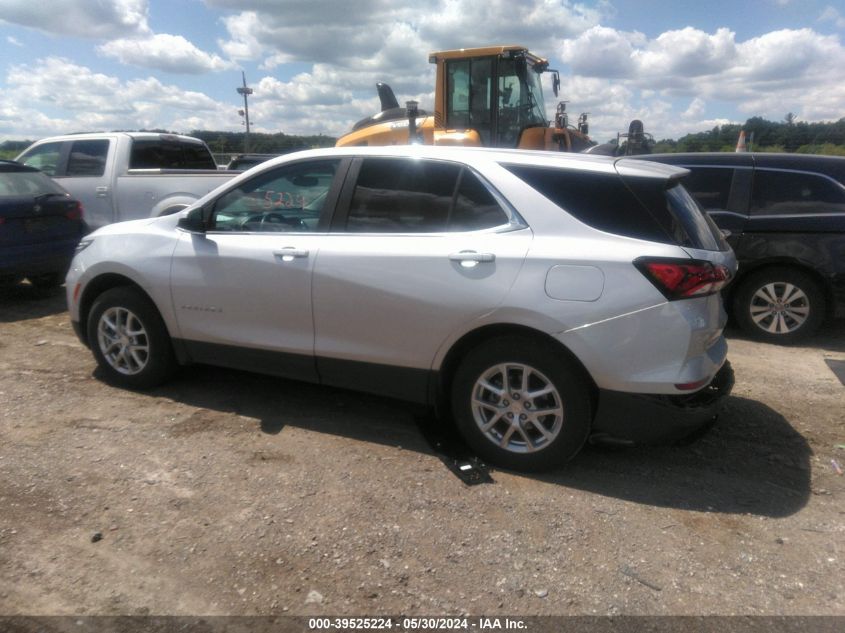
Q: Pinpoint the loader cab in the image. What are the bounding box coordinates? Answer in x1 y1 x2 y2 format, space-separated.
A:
432 47 552 148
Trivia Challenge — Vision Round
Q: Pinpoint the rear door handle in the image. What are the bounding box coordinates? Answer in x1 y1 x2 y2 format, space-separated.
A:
449 251 495 267
274 248 309 262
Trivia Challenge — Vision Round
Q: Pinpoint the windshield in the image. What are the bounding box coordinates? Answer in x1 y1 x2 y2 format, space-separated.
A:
497 57 548 146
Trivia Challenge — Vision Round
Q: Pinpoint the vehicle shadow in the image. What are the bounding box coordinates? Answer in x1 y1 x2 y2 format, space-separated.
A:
725 320 845 353
142 364 811 519
0 283 67 322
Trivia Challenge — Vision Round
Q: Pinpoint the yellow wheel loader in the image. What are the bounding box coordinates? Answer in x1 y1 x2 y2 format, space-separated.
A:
336 45 593 152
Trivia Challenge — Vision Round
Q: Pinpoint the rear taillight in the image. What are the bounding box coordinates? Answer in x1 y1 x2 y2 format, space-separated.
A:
65 202 83 221
635 257 731 300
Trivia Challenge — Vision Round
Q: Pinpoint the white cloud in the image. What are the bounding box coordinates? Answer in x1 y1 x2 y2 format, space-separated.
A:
0 0 150 39
819 5 845 29
0 57 236 138
6 36 23 47
98 34 235 74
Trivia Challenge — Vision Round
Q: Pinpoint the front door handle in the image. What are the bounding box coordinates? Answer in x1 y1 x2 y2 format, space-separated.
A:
95 186 109 198
449 251 495 268
274 248 309 262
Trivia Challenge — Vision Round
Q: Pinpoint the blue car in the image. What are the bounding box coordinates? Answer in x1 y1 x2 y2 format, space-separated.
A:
0 160 87 289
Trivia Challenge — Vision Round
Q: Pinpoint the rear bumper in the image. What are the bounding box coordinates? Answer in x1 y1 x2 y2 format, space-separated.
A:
0 241 77 277
590 361 734 444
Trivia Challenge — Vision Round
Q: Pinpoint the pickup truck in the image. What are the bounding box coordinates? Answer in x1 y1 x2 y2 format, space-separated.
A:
16 132 237 229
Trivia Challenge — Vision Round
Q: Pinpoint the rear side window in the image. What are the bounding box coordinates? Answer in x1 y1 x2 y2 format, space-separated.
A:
346 158 508 233
66 140 109 177
504 164 727 250
751 169 845 215
130 140 216 170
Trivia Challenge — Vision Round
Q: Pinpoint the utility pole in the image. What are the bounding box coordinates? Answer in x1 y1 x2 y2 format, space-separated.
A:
236 71 253 153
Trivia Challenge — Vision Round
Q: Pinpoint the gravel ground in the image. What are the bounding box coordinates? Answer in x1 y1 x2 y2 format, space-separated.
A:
0 283 843 617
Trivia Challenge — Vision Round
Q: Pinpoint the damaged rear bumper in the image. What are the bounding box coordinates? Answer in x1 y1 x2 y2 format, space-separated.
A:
590 361 735 445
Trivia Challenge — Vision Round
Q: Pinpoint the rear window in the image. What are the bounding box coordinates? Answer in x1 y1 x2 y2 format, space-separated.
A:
503 164 727 250
0 170 65 197
130 140 216 170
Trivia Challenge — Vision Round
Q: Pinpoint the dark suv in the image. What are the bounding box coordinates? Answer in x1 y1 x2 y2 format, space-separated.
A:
639 152 845 343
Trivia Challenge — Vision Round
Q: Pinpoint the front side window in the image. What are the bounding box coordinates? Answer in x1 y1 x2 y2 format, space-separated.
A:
346 158 508 233
66 140 109 177
18 142 63 176
211 159 340 232
751 169 845 215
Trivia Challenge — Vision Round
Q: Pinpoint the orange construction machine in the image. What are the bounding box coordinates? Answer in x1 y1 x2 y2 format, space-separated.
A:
336 45 592 152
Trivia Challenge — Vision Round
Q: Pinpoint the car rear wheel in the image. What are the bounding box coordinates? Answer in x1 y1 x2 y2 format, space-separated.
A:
451 336 592 472
733 267 825 343
87 287 175 389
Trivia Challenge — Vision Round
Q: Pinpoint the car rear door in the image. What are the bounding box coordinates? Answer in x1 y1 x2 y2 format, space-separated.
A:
311 156 532 402
169 158 347 381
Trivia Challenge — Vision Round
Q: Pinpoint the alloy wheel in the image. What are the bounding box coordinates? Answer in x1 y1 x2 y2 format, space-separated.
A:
97 307 150 375
471 362 564 454
749 282 810 335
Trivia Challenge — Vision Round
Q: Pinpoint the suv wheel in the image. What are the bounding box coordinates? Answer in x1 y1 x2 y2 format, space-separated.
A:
87 287 175 389
733 267 825 343
451 336 591 472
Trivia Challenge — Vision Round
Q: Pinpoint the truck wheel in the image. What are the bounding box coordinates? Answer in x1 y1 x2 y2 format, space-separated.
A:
733 267 825 343
451 336 592 472
87 287 175 389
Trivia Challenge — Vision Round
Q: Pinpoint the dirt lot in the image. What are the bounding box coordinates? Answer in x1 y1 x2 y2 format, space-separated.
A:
1 283 844 617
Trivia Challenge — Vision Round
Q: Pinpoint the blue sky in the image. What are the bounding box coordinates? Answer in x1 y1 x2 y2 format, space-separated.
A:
1 0 844 143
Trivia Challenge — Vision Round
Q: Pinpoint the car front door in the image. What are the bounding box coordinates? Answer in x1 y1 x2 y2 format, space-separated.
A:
311 156 532 402
170 158 347 381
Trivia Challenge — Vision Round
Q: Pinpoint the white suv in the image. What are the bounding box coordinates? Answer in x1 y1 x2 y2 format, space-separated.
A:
67 146 736 471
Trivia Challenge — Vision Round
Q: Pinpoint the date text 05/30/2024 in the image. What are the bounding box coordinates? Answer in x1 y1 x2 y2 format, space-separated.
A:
308 617 527 630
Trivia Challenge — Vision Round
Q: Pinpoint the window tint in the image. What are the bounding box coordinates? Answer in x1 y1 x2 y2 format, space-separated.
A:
19 142 63 177
504 164 727 251
66 140 109 177
681 167 733 211
212 160 339 232
450 169 509 230
347 158 459 233
751 169 845 215
345 159 508 233
504 165 675 243
130 140 216 170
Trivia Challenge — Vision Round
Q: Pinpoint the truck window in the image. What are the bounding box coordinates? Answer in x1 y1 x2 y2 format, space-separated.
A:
66 140 109 177
18 142 63 177
129 140 216 170
446 58 493 145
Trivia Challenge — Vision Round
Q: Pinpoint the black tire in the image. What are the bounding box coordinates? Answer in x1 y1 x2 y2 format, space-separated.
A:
450 336 592 472
87 286 175 389
28 272 63 289
733 267 825 344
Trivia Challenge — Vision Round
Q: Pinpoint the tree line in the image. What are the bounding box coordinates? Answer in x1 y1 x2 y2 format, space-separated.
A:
650 115 845 155
3 116 845 159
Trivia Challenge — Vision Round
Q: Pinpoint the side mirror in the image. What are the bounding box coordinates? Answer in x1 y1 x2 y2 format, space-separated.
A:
177 207 207 233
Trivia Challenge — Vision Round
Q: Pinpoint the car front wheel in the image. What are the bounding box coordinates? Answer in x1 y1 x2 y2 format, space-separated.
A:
87 286 175 389
451 336 592 472
733 267 825 343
